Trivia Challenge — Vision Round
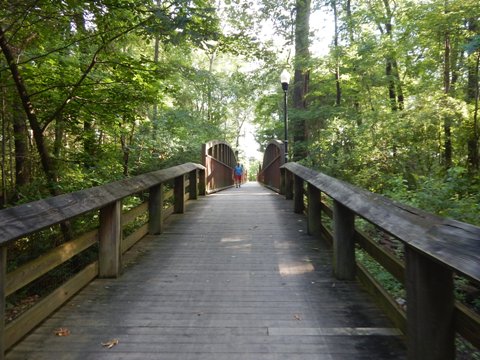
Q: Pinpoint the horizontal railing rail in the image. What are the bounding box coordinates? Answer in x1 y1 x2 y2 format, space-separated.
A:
280 162 480 360
0 163 206 359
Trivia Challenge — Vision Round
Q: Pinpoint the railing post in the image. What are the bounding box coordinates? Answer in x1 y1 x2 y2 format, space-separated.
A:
285 170 293 200
0 246 6 360
333 200 355 280
174 175 185 213
293 175 304 214
198 168 206 196
279 168 286 195
307 183 321 238
405 245 454 360
98 200 122 278
148 183 164 235
189 169 198 200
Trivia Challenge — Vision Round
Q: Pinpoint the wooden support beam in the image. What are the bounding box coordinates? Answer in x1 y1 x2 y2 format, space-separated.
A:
174 175 185 214
279 168 286 195
285 170 293 200
198 168 206 196
307 184 321 238
148 183 164 235
98 201 122 278
405 245 454 360
189 170 198 200
333 200 355 280
0 246 6 360
293 175 304 214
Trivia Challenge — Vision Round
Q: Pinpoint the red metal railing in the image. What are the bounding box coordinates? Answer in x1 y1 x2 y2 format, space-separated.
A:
257 140 285 192
201 140 237 193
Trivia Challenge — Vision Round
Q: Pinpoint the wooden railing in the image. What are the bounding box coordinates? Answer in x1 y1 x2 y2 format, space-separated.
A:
280 162 480 360
257 140 284 192
0 163 205 359
201 140 238 193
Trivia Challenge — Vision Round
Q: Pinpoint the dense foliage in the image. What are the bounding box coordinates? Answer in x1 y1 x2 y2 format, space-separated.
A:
253 0 480 225
0 0 266 205
1 1 479 221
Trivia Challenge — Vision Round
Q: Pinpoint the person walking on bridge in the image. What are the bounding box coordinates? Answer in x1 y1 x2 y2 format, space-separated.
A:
233 163 243 188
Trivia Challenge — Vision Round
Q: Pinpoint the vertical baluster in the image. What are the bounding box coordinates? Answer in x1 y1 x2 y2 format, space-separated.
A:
148 183 164 235
307 184 321 238
285 169 293 200
294 175 304 214
279 168 286 195
99 200 122 278
189 169 198 200
174 175 185 214
333 200 355 280
405 245 454 360
198 168 206 196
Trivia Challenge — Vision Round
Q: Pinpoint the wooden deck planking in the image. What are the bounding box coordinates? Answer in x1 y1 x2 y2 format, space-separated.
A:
7 182 405 360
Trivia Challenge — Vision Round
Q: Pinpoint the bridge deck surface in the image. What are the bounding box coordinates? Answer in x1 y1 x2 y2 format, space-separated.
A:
7 182 405 360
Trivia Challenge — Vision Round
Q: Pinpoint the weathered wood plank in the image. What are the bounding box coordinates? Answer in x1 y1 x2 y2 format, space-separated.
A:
122 224 148 253
333 200 355 280
5 262 98 350
174 175 185 214
356 262 406 334
99 201 122 278
293 175 304 214
0 163 204 246
307 184 321 238
148 183 163 235
282 162 480 285
189 170 198 200
454 301 480 349
6 230 97 296
354 229 405 284
405 245 454 360
122 202 148 226
6 183 405 360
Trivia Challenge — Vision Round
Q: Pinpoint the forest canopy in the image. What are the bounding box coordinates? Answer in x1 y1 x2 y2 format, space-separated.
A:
1 0 479 225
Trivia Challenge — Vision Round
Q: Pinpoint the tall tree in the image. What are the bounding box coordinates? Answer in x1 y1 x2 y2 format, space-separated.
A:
466 22 480 171
292 0 311 161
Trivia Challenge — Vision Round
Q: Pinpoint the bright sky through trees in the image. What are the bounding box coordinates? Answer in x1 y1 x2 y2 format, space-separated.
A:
237 4 334 162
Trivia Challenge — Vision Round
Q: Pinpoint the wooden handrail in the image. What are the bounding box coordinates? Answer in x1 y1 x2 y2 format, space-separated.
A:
281 162 480 360
0 163 204 246
282 162 480 284
0 162 205 359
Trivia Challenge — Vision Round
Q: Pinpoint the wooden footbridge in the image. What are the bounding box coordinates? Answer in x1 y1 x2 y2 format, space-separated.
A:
0 140 479 359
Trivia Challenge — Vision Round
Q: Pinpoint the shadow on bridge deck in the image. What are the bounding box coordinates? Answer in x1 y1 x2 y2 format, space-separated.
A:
7 182 405 360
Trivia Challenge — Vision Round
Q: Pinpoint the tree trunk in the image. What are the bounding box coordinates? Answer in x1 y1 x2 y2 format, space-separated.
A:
1 86 6 207
467 51 479 171
344 0 361 115
467 19 479 171
292 0 311 161
333 0 341 106
443 3 453 169
0 26 59 195
382 0 404 112
386 58 398 111
12 98 30 191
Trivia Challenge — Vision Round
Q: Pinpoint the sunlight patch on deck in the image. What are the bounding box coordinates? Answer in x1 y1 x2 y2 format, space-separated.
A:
221 236 245 242
278 261 315 276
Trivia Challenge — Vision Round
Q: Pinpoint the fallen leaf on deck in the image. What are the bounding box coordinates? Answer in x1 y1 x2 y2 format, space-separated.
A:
293 314 301 321
54 328 70 336
101 339 119 349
